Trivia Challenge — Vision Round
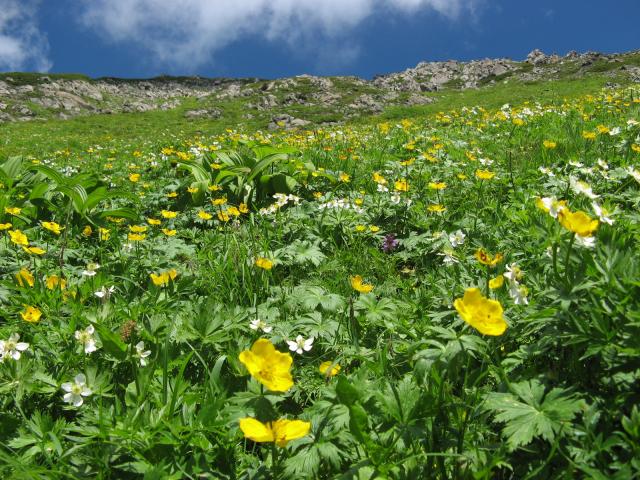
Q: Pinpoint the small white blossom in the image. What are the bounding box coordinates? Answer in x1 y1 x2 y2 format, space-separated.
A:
539 166 555 177
94 286 115 300
75 325 98 354
575 235 596 249
61 374 92 407
438 248 459 266
81 262 100 277
570 177 599 199
591 202 614 225
503 263 524 284
287 335 314 355
538 196 566 219
509 284 529 305
249 318 273 333
134 341 151 366
627 167 640 183
608 127 621 136
0 333 29 362
448 230 466 248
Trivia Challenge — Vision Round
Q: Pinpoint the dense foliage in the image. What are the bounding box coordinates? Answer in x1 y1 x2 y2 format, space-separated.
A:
1 85 640 479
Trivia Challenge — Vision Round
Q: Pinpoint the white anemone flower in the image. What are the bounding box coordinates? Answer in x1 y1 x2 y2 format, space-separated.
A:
75 325 98 354
509 284 529 306
94 285 115 300
134 341 152 366
81 262 100 277
61 374 92 407
287 335 314 355
575 235 596 249
249 318 272 333
591 202 614 225
0 333 29 362
448 230 466 248
570 177 599 199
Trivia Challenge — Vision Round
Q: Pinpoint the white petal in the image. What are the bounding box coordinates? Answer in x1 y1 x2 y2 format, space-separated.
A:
61 382 73 392
74 374 86 385
16 342 29 351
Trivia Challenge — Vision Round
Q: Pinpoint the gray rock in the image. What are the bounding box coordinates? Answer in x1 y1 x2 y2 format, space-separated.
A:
184 108 221 119
526 49 548 65
268 114 310 130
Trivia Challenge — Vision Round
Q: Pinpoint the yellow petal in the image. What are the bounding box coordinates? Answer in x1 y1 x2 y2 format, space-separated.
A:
239 418 274 443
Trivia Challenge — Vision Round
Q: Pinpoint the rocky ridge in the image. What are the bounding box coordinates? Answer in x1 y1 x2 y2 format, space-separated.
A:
0 49 638 127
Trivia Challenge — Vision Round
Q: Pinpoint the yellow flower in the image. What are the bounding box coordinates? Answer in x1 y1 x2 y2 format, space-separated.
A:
350 275 373 293
23 246 46 255
239 203 249 214
9 229 28 246
227 206 240 217
238 338 293 392
166 192 178 198
558 209 599 237
631 144 640 153
129 225 148 233
239 418 311 447
162 228 177 236
543 140 557 149
355 225 366 232
129 173 141 182
489 275 505 290
369 225 380 233
582 131 596 140
21 305 42 323
128 233 146 242
187 186 199 194
46 275 67 291
82 225 93 237
161 210 178 219
41 221 63 235
428 182 447 190
372 172 387 185
208 184 221 192
0 222 12 230
212 197 227 206
457 173 467 180
454 288 507 336
150 269 178 286
217 211 230 222
99 228 111 241
475 169 495 180
427 204 446 213
5 206 21 215
255 257 273 270
16 268 35 287
475 249 503 267
394 180 409 192
339 172 351 183
147 218 161 226
198 210 213 220
319 361 341 378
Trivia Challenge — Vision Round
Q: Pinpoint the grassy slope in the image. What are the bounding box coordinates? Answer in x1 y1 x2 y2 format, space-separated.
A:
0 69 634 158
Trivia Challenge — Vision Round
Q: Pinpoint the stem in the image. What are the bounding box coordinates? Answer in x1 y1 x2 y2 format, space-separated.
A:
563 233 576 285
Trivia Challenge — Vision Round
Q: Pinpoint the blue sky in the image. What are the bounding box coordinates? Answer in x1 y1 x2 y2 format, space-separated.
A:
1 0 638 79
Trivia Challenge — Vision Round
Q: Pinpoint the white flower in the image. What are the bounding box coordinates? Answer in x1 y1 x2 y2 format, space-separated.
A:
479 158 493 166
539 166 555 177
570 177 599 199
509 284 529 306
134 341 151 366
569 160 584 168
287 335 314 355
94 285 115 300
575 235 596 249
390 193 402 204
74 325 98 354
597 159 609 170
627 167 640 183
591 202 614 225
81 262 100 277
448 230 466 248
609 127 621 136
0 333 29 362
249 318 273 333
503 263 524 284
61 374 92 407
538 196 566 219
377 184 389 193
438 248 459 266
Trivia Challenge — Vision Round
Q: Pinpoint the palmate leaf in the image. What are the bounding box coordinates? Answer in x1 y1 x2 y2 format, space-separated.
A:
484 379 582 450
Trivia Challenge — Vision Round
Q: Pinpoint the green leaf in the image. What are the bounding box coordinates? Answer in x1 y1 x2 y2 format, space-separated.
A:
335 376 360 407
484 379 582 450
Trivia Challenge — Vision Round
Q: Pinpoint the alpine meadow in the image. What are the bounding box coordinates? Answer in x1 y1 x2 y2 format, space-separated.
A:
1 17 640 478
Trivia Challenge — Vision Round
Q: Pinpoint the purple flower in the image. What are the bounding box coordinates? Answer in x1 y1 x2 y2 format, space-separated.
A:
382 234 399 253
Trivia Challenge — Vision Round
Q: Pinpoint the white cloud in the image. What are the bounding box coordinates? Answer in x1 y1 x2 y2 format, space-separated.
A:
0 0 51 71
79 0 478 71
